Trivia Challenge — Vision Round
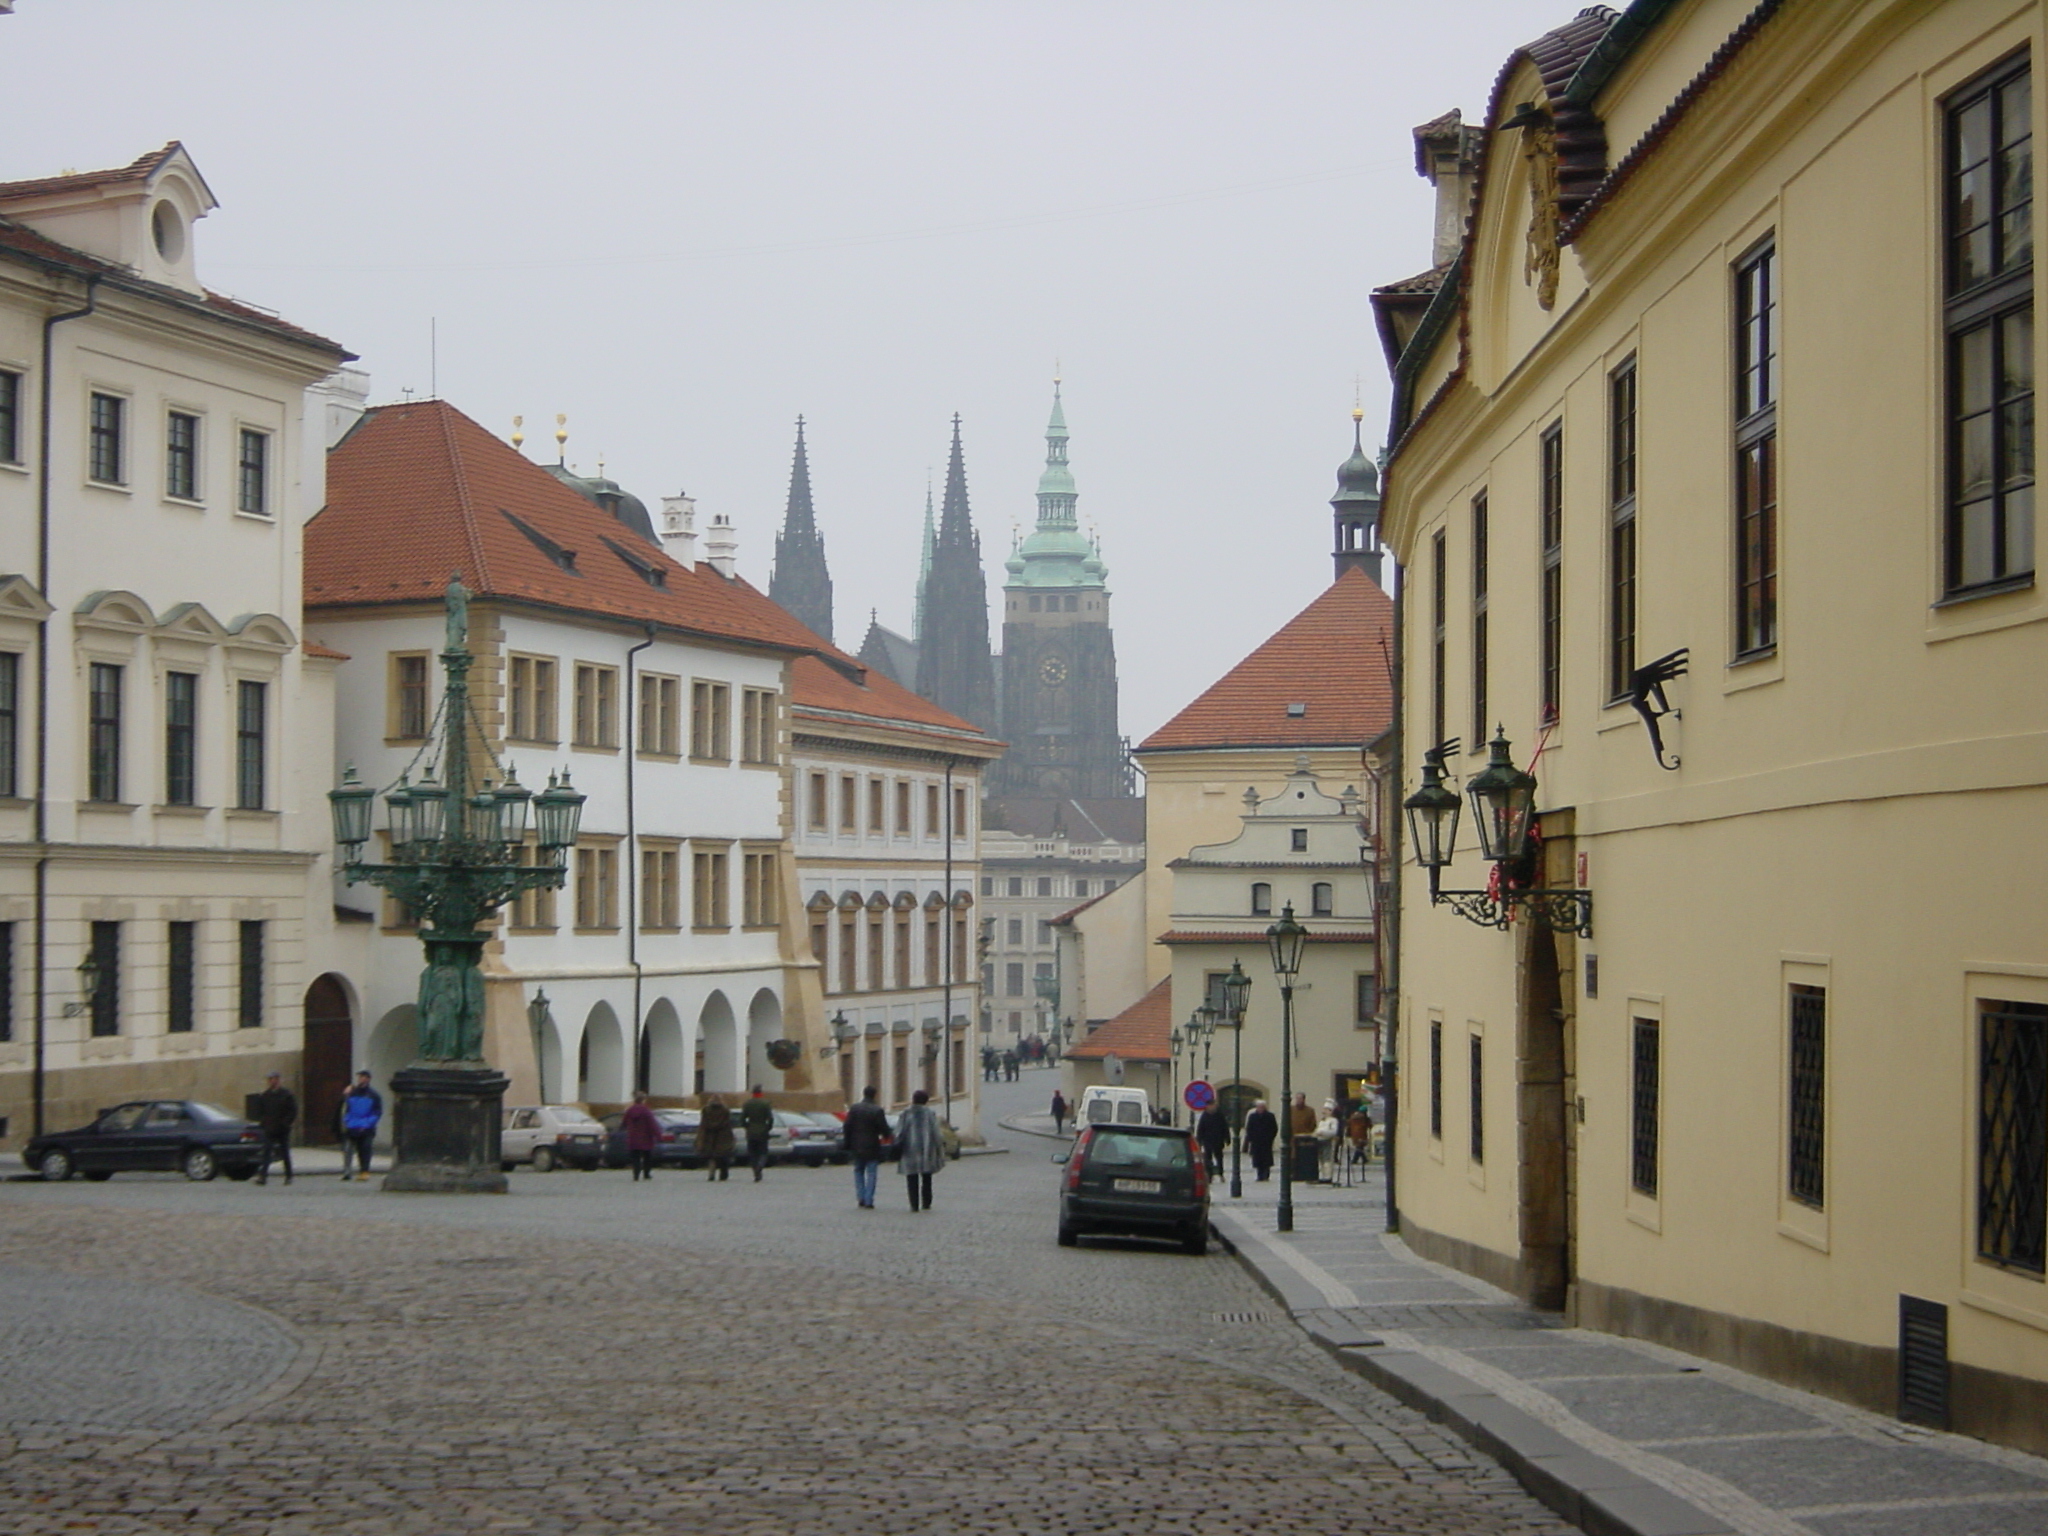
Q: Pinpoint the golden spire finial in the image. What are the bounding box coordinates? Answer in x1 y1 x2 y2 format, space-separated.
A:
1353 376 1364 424
597 452 606 478
554 413 568 462
1054 357 1062 390
511 415 525 451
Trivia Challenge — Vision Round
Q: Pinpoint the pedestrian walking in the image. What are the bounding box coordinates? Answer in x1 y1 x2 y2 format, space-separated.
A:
1002 1049 1019 1083
1244 1099 1278 1182
1289 1092 1320 1184
1195 1104 1227 1178
621 1090 661 1181
1347 1102 1374 1166
1050 1088 1068 1137
843 1085 890 1209
253 1071 296 1185
697 1093 734 1180
895 1088 945 1212
340 1070 381 1181
739 1085 774 1181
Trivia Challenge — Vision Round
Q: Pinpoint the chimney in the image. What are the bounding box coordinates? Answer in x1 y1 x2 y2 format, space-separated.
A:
703 511 739 578
659 492 698 570
1414 110 1482 268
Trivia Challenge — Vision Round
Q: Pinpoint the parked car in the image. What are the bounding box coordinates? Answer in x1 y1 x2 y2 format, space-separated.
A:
782 1110 845 1166
501 1105 606 1172
1055 1123 1210 1255
24 1100 266 1183
598 1108 700 1169
1077 1085 1152 1126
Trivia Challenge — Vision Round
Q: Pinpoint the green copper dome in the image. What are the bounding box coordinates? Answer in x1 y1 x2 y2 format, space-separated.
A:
1009 383 1106 590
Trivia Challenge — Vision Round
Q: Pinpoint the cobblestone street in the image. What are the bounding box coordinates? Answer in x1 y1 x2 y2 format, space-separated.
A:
0 1074 1573 1536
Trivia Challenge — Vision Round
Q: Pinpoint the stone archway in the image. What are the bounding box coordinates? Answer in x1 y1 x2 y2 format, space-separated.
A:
745 988 783 1087
699 991 739 1095
301 974 355 1145
643 998 687 1099
578 1003 628 1105
366 1006 416 1140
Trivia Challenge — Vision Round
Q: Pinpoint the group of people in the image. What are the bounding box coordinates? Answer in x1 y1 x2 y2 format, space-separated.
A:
617 1085 781 1183
1179 1092 1375 1183
981 1037 1052 1081
247 1068 383 1185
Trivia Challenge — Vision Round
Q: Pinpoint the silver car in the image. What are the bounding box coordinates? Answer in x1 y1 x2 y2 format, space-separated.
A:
501 1105 605 1172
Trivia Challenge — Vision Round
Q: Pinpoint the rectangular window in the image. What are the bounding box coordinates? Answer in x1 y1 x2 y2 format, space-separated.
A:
0 369 19 463
1005 962 1024 996
166 411 199 500
510 842 557 930
0 652 16 799
575 844 619 929
1946 58 2035 595
1470 492 1489 742
164 671 197 806
507 655 556 742
742 849 778 928
1006 917 1023 945
925 783 940 835
867 916 885 991
1311 882 1333 917
166 921 195 1034
953 785 969 839
926 916 941 986
691 845 730 930
573 664 619 748
1979 999 2047 1273
237 920 263 1029
1250 882 1272 917
1430 529 1447 749
807 772 828 829
88 392 123 484
894 913 911 984
1429 1021 1443 1140
235 680 266 810
1608 359 1638 697
839 917 858 993
1290 827 1309 852
237 429 270 515
868 778 885 834
1356 973 1380 1025
1469 1033 1485 1165
688 679 730 759
88 662 122 802
741 687 777 763
1539 423 1564 722
641 845 680 929
638 673 680 755
0 922 11 1043
1788 984 1827 1209
839 775 857 831
1632 1017 1661 1197
1734 242 1779 655
392 653 430 739
1037 877 1053 898
88 920 119 1037
1007 877 1022 897
895 780 912 835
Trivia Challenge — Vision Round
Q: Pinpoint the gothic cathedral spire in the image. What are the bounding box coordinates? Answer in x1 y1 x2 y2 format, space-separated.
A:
914 415 997 731
769 416 833 642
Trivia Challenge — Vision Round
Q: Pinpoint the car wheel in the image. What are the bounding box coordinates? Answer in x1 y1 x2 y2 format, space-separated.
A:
181 1147 219 1182
531 1146 557 1173
83 1170 113 1183
38 1149 73 1182
1181 1224 1208 1257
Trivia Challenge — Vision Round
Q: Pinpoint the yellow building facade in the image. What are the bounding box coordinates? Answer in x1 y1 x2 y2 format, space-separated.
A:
1377 0 2048 1452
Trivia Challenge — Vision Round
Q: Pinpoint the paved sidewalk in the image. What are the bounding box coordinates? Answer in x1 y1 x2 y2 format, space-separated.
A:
1009 1111 2048 1536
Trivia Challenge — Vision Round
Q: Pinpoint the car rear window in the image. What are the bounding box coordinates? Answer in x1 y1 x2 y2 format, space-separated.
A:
1086 1133 1189 1171
552 1109 600 1127
187 1102 238 1122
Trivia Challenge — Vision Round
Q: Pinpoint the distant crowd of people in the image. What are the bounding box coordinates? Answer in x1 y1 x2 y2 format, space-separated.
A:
982 1037 1054 1081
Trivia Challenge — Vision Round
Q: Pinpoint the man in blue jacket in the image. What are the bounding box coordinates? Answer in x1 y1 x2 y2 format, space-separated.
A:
340 1070 382 1182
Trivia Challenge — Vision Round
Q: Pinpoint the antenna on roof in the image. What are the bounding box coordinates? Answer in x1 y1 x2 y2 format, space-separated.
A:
511 416 525 452
554 414 568 465
430 317 437 400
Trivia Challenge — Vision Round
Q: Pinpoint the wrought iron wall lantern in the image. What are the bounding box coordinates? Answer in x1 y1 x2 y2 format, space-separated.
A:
1401 729 1592 938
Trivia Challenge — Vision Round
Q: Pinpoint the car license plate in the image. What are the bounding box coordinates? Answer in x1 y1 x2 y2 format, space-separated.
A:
1113 1178 1160 1193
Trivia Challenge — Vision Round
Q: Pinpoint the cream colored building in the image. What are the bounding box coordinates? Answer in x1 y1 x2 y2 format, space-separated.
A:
1376 0 2048 1453
0 145 352 1145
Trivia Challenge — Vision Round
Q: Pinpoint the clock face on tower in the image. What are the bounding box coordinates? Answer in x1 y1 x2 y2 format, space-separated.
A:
1040 655 1068 686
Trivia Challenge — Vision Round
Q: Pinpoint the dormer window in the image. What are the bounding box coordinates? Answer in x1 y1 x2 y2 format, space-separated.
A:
1291 828 1309 852
1287 701 1307 717
151 200 185 263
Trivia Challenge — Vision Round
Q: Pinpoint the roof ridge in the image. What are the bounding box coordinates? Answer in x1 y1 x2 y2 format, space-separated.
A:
436 402 493 593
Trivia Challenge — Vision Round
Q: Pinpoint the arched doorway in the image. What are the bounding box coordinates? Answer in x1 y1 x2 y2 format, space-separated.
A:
302 974 354 1145
699 991 738 1095
745 988 783 1087
643 998 686 1099
579 1003 627 1105
366 1006 416 1143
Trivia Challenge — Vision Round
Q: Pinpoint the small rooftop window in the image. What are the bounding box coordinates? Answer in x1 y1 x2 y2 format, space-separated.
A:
1286 702 1307 717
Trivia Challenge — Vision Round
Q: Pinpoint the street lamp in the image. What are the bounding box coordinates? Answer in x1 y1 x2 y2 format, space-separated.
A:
1266 902 1308 1233
327 577 585 1193
1221 959 1251 1199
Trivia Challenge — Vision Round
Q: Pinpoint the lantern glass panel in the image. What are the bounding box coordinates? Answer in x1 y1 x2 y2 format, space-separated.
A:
384 780 417 848
410 774 448 844
329 768 374 848
1266 904 1308 978
494 774 532 843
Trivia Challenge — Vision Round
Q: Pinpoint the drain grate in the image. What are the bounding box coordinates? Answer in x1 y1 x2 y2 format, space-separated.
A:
1213 1311 1273 1324
1898 1294 1950 1429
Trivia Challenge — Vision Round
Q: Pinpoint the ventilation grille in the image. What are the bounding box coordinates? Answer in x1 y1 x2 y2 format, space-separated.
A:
1898 1294 1949 1429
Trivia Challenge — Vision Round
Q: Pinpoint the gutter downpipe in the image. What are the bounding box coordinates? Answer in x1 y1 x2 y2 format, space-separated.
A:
1384 563 1405 1235
32 276 100 1140
941 756 954 1127
624 627 655 1092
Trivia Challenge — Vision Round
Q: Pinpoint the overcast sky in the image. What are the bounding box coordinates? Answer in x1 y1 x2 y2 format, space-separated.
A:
3 1 1550 746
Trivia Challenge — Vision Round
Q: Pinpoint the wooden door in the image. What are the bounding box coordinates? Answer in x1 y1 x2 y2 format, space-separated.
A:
302 975 354 1145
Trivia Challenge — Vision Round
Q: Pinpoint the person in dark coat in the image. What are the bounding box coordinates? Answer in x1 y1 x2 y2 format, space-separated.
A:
254 1072 296 1185
1194 1105 1227 1178
621 1090 661 1181
697 1094 735 1181
1243 1100 1278 1182
843 1085 891 1209
1050 1089 1069 1137
739 1085 775 1181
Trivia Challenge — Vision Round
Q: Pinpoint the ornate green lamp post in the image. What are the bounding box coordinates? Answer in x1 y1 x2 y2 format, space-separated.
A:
1221 960 1251 1199
1266 903 1308 1233
328 578 585 1193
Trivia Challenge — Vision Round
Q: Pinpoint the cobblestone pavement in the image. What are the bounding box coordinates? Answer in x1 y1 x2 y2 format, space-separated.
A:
0 1072 1574 1536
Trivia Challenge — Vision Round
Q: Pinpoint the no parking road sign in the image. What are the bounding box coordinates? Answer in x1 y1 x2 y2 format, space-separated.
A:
1183 1080 1215 1112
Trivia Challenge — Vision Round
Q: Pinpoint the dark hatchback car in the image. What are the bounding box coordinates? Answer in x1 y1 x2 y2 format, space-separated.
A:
598 1109 700 1169
1056 1123 1210 1255
25 1100 266 1183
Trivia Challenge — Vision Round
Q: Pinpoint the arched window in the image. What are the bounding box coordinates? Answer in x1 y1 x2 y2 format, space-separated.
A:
1312 882 1334 916
1250 882 1272 917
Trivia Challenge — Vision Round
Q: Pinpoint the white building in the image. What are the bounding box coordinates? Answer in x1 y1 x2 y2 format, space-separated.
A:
0 144 352 1144
306 398 836 1119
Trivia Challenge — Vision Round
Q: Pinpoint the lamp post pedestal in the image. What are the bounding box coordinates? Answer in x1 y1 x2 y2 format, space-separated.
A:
382 1062 511 1194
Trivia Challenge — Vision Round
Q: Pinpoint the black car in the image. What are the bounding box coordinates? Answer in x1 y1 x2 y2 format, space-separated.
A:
1056 1123 1210 1255
25 1100 266 1183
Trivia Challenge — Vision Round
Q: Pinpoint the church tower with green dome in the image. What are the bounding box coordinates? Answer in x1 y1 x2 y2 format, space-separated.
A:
989 381 1132 799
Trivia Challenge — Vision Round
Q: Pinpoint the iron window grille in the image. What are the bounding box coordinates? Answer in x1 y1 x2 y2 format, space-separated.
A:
235 680 266 810
165 671 197 805
0 651 18 799
237 921 263 1029
1788 984 1826 1208
1734 241 1779 656
87 662 122 803
1539 423 1564 723
1608 359 1638 698
1429 1021 1443 1140
1430 529 1448 749
166 921 195 1034
88 921 119 1038
1469 1034 1485 1164
1631 1017 1660 1197
1471 492 1489 744
0 922 12 1043
0 370 18 463
1978 999 2047 1274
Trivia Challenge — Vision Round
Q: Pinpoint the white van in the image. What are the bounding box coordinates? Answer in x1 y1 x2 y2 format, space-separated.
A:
1077 1085 1152 1127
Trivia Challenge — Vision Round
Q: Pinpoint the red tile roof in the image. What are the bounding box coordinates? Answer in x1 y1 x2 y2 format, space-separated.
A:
303 641 351 661
1137 567 1394 753
0 142 179 201
1066 977 1173 1063
308 400 828 656
790 652 997 749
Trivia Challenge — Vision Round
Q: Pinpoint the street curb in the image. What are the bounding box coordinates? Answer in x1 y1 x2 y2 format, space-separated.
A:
1212 1211 1737 1536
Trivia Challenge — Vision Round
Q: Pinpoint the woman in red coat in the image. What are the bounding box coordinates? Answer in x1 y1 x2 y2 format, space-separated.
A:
621 1090 661 1182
